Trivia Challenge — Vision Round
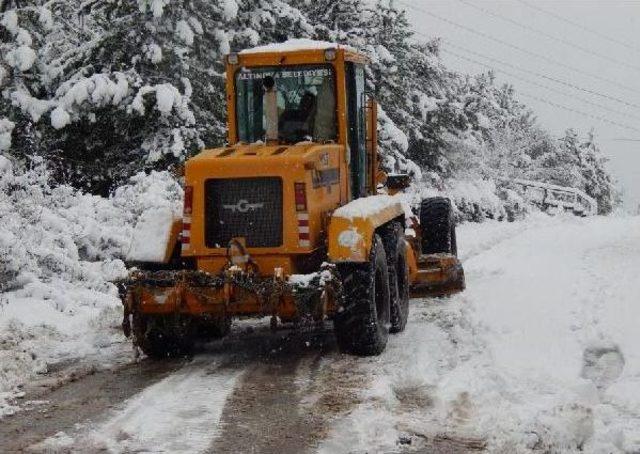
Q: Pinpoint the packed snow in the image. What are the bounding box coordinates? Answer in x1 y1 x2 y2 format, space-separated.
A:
37 358 241 453
333 194 404 220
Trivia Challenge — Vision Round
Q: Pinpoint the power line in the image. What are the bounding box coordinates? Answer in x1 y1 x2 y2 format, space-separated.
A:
516 90 640 133
456 0 640 73
443 47 640 123
515 0 640 54
396 0 640 95
439 39 640 111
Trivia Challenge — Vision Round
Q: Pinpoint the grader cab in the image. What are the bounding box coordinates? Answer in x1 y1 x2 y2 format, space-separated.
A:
120 40 464 358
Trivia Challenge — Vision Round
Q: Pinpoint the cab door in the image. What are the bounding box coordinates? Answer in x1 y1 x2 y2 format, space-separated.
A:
345 62 367 200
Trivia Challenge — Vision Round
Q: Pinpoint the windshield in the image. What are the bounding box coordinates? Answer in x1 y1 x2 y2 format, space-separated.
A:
235 65 336 144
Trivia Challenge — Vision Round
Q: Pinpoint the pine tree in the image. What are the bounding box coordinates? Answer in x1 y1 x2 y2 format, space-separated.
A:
578 131 616 214
1 0 234 194
1 0 618 216
303 0 368 47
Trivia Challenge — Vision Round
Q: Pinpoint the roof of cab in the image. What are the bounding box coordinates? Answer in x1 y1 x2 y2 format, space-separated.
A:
238 38 357 55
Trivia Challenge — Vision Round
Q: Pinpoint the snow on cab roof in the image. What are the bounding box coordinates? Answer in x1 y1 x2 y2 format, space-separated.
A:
239 38 357 54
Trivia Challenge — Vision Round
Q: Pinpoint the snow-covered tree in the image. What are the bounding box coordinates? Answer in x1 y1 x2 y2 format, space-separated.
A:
1 0 618 215
576 131 616 214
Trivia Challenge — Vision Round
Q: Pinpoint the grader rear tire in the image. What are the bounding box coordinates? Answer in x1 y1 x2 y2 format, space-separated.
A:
134 314 195 359
196 316 232 340
420 197 457 256
382 222 410 333
334 235 391 356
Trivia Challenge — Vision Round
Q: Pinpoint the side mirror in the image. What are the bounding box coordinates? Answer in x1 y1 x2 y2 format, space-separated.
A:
386 173 411 192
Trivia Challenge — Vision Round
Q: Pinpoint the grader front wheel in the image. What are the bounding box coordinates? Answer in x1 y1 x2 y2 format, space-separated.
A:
334 235 391 356
383 222 410 333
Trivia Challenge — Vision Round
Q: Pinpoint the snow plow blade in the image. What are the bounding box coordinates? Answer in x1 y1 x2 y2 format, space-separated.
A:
117 267 342 335
409 253 465 298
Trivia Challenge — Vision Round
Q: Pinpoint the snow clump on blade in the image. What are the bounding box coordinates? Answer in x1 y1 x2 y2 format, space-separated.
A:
333 195 402 220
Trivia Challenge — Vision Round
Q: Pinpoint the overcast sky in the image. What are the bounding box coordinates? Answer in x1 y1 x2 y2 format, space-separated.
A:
403 0 640 210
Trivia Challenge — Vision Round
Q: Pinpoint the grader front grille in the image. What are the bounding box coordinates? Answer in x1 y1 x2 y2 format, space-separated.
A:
204 177 283 248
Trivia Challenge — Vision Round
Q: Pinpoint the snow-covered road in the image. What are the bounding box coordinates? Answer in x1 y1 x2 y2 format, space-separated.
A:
322 214 640 453
4 214 639 453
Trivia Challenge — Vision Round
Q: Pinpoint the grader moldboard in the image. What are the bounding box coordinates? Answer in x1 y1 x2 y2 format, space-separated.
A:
119 40 465 358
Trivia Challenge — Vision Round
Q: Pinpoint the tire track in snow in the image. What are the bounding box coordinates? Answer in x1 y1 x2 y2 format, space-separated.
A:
208 326 369 454
28 319 296 453
29 355 241 453
29 321 365 454
316 298 488 453
0 356 184 452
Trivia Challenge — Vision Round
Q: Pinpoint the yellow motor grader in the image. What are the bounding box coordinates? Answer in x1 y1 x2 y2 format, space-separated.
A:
119 40 464 357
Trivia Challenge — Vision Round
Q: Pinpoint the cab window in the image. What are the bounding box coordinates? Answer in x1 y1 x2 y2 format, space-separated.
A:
235 65 337 144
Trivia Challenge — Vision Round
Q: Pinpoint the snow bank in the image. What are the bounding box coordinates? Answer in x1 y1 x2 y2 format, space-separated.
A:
448 215 640 452
416 176 531 222
0 159 182 416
